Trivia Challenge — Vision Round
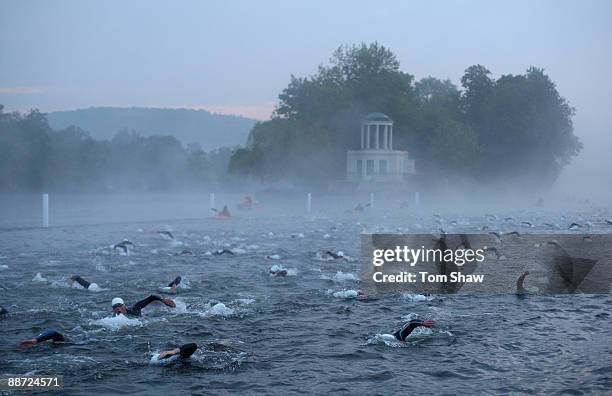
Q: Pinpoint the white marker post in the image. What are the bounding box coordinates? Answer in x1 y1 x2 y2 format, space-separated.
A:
42 193 49 228
210 192 215 212
307 193 312 214
369 192 374 209
415 191 420 207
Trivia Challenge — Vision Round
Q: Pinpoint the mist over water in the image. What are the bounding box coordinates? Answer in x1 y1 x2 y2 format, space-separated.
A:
1 193 611 393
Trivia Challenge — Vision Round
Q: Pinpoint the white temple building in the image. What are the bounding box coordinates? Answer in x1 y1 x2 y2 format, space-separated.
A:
346 112 415 188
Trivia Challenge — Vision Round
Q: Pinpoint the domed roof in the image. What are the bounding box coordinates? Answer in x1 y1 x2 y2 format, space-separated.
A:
364 112 392 122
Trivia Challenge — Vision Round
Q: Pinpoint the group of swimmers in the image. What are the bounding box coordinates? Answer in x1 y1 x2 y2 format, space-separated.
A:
16 275 199 362
9 230 441 360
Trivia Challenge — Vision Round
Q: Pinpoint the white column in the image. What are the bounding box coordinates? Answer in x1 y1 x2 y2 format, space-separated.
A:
375 124 380 149
307 193 312 214
361 125 365 149
389 126 393 149
366 125 370 149
383 125 388 149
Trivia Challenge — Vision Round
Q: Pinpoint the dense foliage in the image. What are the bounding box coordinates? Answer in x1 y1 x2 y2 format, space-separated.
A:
229 43 581 188
0 105 232 192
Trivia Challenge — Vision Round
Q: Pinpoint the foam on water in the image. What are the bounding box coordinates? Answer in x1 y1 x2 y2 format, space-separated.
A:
91 314 142 330
150 353 180 366
86 283 103 292
234 298 255 305
201 302 235 318
171 298 188 314
32 273 47 282
332 289 359 298
365 333 406 348
402 293 435 302
321 271 358 282
314 251 334 261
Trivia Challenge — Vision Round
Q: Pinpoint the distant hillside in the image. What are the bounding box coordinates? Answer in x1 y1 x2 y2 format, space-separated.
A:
47 107 256 150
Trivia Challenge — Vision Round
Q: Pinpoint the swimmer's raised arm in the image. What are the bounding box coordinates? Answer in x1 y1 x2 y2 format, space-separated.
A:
70 275 91 289
168 276 181 293
159 343 198 360
19 329 65 349
393 319 435 342
130 295 175 315
158 348 180 359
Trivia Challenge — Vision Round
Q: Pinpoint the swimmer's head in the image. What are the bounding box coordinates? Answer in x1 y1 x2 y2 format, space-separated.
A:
179 343 198 359
111 297 127 314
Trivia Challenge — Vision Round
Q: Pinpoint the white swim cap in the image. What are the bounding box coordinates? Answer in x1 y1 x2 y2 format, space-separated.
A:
111 297 124 307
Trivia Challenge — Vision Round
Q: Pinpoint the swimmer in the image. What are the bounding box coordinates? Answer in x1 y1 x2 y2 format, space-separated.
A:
69 275 98 290
158 343 198 361
353 203 364 213
168 276 181 293
393 319 435 341
325 250 346 260
269 265 288 276
213 248 235 256
0 305 7 315
219 205 231 218
113 240 135 254
112 295 176 317
158 230 175 240
516 271 529 294
18 329 65 349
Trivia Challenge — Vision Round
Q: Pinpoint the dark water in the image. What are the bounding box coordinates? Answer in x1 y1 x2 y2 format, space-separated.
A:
1 205 611 395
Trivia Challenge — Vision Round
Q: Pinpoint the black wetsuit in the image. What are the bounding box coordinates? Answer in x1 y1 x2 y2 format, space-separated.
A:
214 249 234 256
326 251 341 259
168 277 181 288
393 319 427 341
36 329 65 343
123 295 164 316
71 276 91 289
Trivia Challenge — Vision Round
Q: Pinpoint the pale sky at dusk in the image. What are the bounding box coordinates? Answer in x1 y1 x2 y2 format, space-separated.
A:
1 0 611 191
1 0 610 119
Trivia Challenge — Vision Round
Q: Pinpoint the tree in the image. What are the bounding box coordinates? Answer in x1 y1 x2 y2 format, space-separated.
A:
460 65 581 186
428 121 483 175
0 107 219 192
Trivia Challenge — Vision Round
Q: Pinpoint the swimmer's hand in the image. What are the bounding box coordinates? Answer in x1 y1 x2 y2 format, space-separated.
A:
18 338 37 350
159 348 179 359
423 319 435 328
170 284 177 293
162 298 176 308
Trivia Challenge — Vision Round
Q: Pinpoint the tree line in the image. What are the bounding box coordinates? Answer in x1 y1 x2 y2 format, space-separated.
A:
0 105 233 192
229 42 581 189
